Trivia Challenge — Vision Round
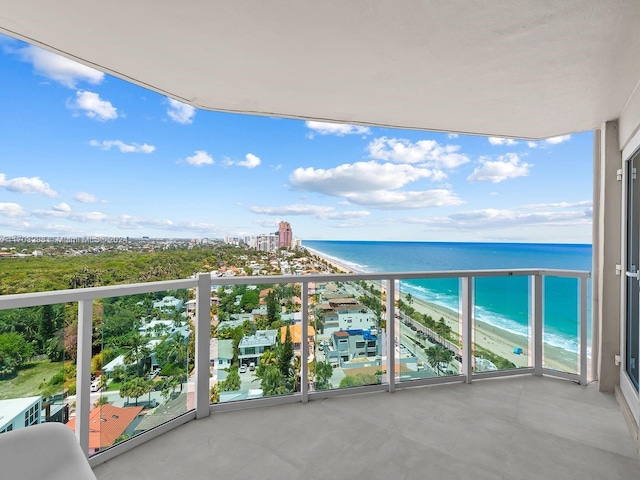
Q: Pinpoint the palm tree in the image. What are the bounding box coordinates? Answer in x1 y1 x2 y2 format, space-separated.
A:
259 349 278 368
292 355 301 392
425 345 453 376
123 332 150 376
166 332 188 365
259 365 289 396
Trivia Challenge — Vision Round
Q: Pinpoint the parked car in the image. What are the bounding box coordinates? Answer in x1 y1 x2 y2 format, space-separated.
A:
239 364 247 373
249 362 256 371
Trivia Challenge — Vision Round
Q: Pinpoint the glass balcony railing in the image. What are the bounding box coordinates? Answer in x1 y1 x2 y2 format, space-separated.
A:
0 268 590 465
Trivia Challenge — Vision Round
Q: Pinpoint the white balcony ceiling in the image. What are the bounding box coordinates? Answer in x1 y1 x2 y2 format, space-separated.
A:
0 1 639 139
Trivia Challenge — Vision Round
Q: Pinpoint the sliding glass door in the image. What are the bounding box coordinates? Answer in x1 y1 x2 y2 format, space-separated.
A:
626 150 640 390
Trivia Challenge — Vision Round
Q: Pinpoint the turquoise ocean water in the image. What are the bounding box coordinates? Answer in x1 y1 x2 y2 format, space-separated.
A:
303 241 592 354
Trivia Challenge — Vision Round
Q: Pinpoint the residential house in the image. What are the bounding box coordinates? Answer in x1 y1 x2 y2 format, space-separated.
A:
238 330 278 366
66 404 144 455
0 396 41 433
279 324 316 356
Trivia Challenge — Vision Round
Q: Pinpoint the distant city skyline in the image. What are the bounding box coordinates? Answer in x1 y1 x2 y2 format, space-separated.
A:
0 34 593 243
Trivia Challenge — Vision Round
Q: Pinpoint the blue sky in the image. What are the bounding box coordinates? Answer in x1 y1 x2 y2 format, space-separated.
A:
0 35 593 243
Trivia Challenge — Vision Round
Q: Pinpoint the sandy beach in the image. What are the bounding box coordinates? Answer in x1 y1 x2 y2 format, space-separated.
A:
305 246 579 374
403 293 578 373
305 246 356 274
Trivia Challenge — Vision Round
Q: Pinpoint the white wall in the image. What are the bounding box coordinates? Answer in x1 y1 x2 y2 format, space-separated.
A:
620 82 640 152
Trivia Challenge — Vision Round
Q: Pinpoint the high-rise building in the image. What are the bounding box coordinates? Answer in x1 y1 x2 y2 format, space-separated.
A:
278 221 292 249
256 233 279 252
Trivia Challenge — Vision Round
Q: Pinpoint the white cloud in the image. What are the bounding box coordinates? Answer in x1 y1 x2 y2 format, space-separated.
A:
467 153 531 183
342 189 464 209
521 200 592 210
256 218 280 229
90 140 155 153
488 137 518 146
182 150 214 167
367 137 469 168
289 161 463 210
167 98 196 124
30 206 222 235
33 208 108 222
305 121 370 136
52 202 71 212
0 173 57 197
290 161 439 195
69 91 118 121
74 192 102 203
405 200 592 230
527 136 571 148
545 134 571 145
236 153 261 169
448 208 591 228
250 204 370 220
448 133 459 139
18 45 104 88
0 202 25 217
109 215 218 233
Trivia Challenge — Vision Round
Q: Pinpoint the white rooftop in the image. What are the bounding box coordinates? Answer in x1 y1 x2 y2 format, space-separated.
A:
0 396 41 429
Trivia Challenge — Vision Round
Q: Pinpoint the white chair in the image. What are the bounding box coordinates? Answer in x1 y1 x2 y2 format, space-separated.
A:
0 422 97 480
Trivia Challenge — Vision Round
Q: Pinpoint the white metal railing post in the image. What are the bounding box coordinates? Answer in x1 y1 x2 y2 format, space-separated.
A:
386 279 396 392
301 282 309 403
76 299 93 456
579 277 588 385
461 277 474 383
530 274 544 376
195 273 212 419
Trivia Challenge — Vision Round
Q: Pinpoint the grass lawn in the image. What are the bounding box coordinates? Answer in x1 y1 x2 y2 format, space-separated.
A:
0 360 64 400
107 380 122 391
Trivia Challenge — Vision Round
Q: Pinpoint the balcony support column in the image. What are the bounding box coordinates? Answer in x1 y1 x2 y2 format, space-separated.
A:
594 121 622 392
461 277 474 383
301 282 309 403
530 274 544 376
195 273 212 419
76 299 93 456
386 279 396 392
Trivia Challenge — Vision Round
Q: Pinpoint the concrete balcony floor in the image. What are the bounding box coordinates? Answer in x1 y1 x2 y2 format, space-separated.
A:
93 375 640 480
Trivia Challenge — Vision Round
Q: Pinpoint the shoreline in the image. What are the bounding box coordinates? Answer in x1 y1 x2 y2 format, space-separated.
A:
305 246 579 373
304 246 358 274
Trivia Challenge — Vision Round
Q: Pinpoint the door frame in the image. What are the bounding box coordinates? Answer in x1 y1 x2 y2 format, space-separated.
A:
621 130 640 425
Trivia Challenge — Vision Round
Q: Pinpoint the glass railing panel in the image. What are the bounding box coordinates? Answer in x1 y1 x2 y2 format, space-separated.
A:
211 282 302 403
93 289 191 455
397 278 460 381
543 276 579 374
0 303 70 434
310 280 385 391
473 276 529 372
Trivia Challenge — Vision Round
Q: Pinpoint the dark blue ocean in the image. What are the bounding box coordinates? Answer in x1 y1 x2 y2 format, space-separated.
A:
303 241 592 353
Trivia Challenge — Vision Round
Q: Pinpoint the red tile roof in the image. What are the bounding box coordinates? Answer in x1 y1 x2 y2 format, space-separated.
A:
67 404 143 450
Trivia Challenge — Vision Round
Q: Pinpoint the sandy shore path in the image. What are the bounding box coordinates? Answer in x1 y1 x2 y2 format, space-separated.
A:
304 246 579 374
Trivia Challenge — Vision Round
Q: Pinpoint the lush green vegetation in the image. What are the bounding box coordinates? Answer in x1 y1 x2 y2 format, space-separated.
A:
0 360 63 400
339 373 380 388
0 244 272 295
473 344 517 370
